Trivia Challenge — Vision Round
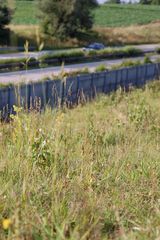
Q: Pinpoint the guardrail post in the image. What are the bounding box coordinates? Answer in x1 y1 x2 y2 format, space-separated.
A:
45 80 49 106
76 75 80 104
114 70 118 91
155 63 160 80
27 84 31 110
126 68 129 91
103 71 107 93
91 73 95 99
136 66 139 87
144 64 147 84
120 69 122 89
60 80 64 107
7 86 10 115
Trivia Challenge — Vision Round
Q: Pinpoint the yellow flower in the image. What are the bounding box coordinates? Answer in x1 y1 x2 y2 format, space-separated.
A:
2 219 11 230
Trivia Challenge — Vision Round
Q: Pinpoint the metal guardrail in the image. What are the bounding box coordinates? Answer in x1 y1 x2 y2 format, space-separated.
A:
0 62 160 118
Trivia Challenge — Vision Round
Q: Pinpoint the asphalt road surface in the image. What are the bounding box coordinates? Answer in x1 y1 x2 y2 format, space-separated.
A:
0 54 159 85
0 44 160 60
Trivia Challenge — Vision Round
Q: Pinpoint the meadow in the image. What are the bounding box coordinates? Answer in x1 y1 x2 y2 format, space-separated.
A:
0 81 160 239
12 2 160 27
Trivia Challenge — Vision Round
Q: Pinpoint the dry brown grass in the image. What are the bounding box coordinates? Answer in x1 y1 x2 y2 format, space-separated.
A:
9 25 39 38
9 25 80 49
95 21 160 45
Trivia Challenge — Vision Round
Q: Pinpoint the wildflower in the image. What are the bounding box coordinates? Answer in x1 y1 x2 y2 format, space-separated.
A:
2 218 11 230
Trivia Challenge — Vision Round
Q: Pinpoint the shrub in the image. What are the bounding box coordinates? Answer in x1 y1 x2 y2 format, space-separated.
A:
95 64 107 72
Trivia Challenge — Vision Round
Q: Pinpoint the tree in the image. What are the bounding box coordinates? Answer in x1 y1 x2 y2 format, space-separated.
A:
0 0 12 30
38 0 98 39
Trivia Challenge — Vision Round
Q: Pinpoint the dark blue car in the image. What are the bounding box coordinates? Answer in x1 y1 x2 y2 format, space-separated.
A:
83 43 105 51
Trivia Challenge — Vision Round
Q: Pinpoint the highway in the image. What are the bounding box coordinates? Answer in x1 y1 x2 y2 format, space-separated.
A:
0 44 159 60
0 54 159 85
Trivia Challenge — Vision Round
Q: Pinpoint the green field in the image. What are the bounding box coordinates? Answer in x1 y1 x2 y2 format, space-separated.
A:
0 81 160 239
12 2 160 27
12 0 39 25
94 4 160 27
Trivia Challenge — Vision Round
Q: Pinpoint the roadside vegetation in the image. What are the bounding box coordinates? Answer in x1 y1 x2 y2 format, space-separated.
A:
0 46 143 73
0 80 160 239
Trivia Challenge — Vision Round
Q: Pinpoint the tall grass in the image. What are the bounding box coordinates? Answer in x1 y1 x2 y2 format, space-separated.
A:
0 81 160 239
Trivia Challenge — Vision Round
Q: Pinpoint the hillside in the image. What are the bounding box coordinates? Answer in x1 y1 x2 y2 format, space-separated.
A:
94 4 160 27
0 81 160 239
12 2 160 27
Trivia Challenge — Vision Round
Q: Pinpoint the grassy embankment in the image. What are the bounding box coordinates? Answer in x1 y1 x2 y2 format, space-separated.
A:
8 2 160 47
0 80 160 239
